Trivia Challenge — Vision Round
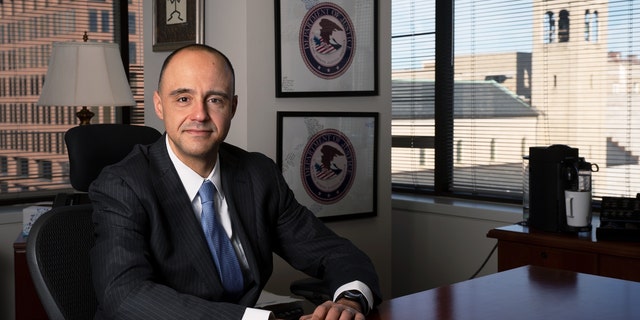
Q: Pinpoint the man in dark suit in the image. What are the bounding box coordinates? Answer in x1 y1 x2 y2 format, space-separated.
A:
89 44 381 320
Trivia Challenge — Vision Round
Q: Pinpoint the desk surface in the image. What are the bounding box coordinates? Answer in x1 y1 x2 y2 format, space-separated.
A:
369 265 640 320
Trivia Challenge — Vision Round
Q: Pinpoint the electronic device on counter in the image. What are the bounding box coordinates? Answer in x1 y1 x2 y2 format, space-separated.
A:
596 194 640 242
527 145 595 233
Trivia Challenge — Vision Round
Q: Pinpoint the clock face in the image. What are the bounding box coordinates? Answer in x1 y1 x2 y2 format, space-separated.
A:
165 0 188 25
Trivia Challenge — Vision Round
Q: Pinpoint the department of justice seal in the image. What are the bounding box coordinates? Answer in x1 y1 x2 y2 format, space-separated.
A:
301 129 356 204
299 3 355 79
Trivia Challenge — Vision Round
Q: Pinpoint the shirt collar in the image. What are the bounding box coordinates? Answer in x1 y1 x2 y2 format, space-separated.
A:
164 135 224 202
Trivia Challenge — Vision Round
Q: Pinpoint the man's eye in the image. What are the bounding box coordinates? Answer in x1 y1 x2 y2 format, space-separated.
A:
177 97 189 102
209 98 222 104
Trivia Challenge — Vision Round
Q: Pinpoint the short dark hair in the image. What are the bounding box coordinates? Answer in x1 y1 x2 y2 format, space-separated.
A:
157 44 236 94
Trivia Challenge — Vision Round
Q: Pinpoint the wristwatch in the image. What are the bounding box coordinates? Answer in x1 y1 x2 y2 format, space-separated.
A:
336 290 369 315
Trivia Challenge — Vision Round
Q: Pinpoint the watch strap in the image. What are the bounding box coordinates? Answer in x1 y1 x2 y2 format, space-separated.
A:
336 290 369 315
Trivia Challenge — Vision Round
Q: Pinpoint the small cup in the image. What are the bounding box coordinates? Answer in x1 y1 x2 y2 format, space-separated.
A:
565 190 592 227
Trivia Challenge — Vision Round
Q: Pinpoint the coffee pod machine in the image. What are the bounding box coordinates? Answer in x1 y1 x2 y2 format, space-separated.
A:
527 145 596 233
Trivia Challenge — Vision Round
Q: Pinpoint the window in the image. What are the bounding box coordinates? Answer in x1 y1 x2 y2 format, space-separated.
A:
128 12 136 34
129 41 137 64
17 158 28 177
0 157 7 175
585 10 592 41
558 9 570 42
392 0 640 203
0 1 144 203
37 159 53 180
585 10 599 42
89 9 98 32
101 10 110 33
545 11 555 43
391 0 437 188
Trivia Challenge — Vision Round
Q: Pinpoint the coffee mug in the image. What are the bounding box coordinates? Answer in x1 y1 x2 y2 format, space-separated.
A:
565 190 592 227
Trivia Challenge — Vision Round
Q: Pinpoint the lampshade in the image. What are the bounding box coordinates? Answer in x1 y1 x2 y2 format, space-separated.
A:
37 41 135 124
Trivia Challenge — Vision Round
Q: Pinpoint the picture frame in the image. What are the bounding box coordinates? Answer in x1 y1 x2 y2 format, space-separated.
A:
274 0 379 97
277 112 378 220
152 0 204 52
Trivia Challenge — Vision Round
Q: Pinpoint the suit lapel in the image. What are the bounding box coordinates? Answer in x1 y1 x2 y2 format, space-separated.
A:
219 148 265 290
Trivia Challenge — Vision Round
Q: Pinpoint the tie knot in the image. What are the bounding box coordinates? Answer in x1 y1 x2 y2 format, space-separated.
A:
199 180 216 204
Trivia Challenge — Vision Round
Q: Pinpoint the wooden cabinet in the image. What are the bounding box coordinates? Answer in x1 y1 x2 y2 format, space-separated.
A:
487 223 640 282
493 240 598 274
14 234 48 320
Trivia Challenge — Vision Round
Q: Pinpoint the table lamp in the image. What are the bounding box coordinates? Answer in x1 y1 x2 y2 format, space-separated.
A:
37 33 135 125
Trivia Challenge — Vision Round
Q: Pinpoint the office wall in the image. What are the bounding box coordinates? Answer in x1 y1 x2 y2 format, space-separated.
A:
391 196 522 297
143 1 393 298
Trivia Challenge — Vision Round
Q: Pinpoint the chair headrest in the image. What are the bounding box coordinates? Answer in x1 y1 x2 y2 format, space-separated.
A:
65 124 161 192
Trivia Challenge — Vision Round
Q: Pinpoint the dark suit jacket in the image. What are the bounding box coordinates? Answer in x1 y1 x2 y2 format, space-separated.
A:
89 136 381 319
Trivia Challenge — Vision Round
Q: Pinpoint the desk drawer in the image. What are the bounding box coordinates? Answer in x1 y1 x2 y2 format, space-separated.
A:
599 255 640 282
497 241 598 275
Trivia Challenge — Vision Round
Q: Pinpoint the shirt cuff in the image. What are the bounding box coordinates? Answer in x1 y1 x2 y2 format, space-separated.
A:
333 280 374 313
242 307 275 320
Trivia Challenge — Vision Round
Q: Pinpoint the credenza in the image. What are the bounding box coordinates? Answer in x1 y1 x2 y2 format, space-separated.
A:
487 222 640 282
14 233 47 320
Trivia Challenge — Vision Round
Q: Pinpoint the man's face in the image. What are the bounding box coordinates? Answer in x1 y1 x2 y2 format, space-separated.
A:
153 49 237 170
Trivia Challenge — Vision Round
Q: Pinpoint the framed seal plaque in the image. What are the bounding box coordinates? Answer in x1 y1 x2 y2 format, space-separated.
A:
277 111 378 220
275 0 378 97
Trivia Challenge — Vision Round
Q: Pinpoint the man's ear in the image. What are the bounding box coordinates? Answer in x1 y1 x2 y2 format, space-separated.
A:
231 95 238 118
153 91 164 120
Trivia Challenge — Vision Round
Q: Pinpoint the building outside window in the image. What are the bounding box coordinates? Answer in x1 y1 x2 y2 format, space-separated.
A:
0 0 144 203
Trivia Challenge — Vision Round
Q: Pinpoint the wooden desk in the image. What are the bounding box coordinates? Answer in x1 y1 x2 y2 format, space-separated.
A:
369 265 640 319
486 223 640 282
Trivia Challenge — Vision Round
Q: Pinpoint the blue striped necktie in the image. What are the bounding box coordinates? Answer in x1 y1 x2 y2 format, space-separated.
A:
199 180 244 296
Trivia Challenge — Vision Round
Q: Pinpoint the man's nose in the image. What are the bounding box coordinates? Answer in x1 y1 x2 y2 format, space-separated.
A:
191 99 209 121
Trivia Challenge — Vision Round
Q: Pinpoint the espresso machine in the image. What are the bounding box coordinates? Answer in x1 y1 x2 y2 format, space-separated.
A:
527 145 594 233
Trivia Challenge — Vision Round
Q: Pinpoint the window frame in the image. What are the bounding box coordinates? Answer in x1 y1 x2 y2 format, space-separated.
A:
392 0 629 205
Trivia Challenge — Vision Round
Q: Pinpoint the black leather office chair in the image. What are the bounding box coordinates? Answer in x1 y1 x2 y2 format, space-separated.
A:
54 124 162 206
26 204 96 320
26 124 161 319
65 124 162 192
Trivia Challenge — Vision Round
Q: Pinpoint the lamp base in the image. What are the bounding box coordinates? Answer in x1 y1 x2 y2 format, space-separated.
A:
76 106 94 125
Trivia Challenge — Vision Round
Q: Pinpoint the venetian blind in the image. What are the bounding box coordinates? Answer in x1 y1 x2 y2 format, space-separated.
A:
391 0 437 190
0 0 144 203
392 0 640 202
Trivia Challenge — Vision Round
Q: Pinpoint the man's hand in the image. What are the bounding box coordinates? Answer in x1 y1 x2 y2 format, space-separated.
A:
299 300 365 320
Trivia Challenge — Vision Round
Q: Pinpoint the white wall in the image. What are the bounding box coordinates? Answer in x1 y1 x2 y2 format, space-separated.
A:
143 1 393 299
391 195 522 297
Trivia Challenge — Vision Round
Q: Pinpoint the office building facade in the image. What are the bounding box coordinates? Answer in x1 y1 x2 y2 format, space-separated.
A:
0 0 143 198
